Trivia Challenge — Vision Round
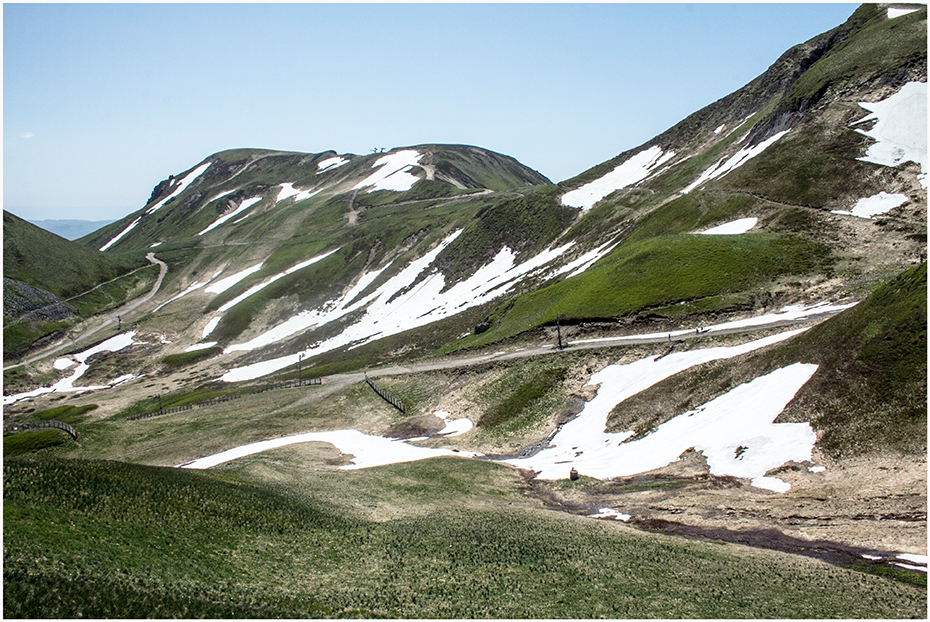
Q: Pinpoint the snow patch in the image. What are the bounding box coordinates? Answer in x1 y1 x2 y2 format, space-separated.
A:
589 508 631 522
683 130 790 193
146 162 212 214
149 242 162 248
561 146 676 211
434 410 473 437
99 217 141 251
354 150 422 193
808 465 826 473
499 333 818 491
714 124 725 135
185 341 218 352
202 317 221 338
888 7 920 19
699 217 758 235
852 81 927 188
318 156 348 172
276 183 322 204
199 196 263 235
53 358 76 370
217 249 338 314
4 332 137 404
220 231 578 381
831 192 909 219
178 428 480 470
205 262 264 295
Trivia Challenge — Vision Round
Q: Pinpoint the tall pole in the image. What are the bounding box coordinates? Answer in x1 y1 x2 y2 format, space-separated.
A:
557 313 564 350
298 353 304 382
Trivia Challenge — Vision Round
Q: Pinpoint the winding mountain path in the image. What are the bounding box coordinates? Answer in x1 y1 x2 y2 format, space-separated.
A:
5 253 168 370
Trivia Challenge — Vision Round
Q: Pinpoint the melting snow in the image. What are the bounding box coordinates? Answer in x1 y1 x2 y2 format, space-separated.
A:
318 156 348 172
852 81 927 188
99 217 141 251
206 188 238 205
831 192 909 219
683 130 790 193
589 508 631 522
888 7 920 19
221 231 579 381
549 240 619 280
202 317 221 338
3 332 137 404
53 358 77 370
276 183 322 204
354 150 423 192
570 301 856 346
149 242 163 248
153 269 224 312
714 124 725 135
434 410 473 437
499 332 818 491
178 428 480 470
205 263 265 295
217 249 339 313
699 217 758 235
185 341 218 352
561 146 676 211
199 196 263 235
146 162 212 214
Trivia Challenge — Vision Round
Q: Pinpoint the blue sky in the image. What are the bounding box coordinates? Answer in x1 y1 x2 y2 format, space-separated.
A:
4 2 857 222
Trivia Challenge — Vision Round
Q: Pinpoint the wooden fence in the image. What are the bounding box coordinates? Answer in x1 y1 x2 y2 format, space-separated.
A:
128 376 321 421
4 419 77 440
366 376 406 413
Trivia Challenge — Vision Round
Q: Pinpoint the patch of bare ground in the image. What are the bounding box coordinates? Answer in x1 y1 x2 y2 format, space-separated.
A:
525 449 926 569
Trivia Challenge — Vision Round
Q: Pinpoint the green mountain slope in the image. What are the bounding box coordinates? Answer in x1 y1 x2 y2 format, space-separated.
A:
3 211 152 358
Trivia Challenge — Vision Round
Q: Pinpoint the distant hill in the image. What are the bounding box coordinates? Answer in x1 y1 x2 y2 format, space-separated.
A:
26 218 116 240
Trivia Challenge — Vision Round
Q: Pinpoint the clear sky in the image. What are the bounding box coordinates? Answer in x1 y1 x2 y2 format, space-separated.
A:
4 2 858 222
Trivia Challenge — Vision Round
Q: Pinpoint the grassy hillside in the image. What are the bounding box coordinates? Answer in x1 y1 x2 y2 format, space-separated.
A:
4 211 146 299
4 456 924 618
606 263 927 459
3 211 154 359
459 231 832 350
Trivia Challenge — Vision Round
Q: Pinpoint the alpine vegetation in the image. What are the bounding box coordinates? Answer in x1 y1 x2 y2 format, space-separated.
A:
4 4 926 619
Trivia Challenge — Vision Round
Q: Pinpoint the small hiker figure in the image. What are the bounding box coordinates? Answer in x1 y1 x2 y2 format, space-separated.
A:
569 467 579 481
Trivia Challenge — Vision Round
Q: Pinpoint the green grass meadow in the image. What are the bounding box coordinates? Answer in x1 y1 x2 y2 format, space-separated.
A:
4 456 926 618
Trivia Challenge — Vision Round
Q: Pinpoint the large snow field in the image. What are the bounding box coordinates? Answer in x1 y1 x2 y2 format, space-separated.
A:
185 330 821 496
4 332 138 405
99 217 141 252
561 146 676 211
199 196 263 236
354 150 423 193
145 162 212 215
831 192 909 219
683 130 790 194
178 428 481 470
220 231 592 381
501 330 817 490
699 217 758 235
851 81 927 188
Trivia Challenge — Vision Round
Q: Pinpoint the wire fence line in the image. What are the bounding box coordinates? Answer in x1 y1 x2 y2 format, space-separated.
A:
4 419 78 439
128 376 322 421
365 376 406 413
